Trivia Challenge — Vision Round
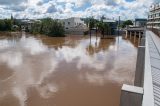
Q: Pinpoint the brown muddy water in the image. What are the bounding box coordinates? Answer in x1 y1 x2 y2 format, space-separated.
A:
0 32 138 106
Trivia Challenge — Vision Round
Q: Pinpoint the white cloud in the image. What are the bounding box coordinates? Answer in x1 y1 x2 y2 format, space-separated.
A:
0 0 27 5
0 0 157 19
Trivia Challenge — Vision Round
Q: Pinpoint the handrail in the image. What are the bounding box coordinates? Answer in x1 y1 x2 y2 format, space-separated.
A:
142 32 154 106
120 29 145 106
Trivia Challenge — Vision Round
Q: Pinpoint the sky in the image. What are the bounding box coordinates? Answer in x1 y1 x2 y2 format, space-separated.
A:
0 0 159 20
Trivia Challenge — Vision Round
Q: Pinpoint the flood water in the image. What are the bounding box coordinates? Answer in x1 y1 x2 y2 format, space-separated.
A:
0 32 138 106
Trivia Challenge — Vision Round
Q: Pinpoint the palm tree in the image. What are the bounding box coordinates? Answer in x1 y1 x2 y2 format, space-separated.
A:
97 21 105 38
83 18 90 27
97 21 109 38
95 20 99 38
89 17 95 38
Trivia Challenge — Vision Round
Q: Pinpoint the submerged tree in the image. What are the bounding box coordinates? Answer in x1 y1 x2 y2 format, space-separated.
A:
49 20 65 37
88 17 96 38
30 18 65 37
97 21 109 38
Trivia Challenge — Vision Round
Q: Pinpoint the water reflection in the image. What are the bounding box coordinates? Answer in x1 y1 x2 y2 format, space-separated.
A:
0 32 138 106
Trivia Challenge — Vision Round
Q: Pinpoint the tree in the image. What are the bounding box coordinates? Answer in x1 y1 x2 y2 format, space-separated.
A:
4 19 12 31
83 18 90 27
89 17 95 38
40 18 52 35
30 21 41 34
30 18 65 37
122 20 133 28
97 21 109 38
97 21 105 37
0 20 6 31
49 20 65 37
0 19 12 31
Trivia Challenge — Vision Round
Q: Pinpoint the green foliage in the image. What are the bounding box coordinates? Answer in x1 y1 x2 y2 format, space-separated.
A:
0 20 6 31
89 17 96 29
83 18 90 27
122 20 133 28
0 19 12 31
30 18 65 37
13 19 21 28
30 21 41 34
49 20 65 36
97 21 109 36
84 16 111 36
83 17 99 29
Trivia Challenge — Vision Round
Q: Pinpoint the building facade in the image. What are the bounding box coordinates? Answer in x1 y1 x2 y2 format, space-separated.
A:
62 17 87 35
63 17 86 30
147 3 160 29
103 19 117 35
134 19 147 27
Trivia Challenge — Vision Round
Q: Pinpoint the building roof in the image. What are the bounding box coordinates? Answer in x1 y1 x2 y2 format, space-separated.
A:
103 19 116 23
135 19 147 21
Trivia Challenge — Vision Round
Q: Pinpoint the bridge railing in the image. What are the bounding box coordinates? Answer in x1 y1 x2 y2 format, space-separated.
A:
120 29 147 106
148 28 160 37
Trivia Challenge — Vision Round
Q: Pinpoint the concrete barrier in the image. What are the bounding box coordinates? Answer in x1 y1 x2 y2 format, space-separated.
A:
120 84 143 106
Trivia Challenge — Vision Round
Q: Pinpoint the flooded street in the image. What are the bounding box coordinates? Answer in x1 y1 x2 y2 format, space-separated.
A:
0 32 138 106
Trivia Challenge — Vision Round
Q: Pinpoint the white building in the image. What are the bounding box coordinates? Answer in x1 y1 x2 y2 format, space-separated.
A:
147 3 160 29
63 17 86 30
62 17 87 35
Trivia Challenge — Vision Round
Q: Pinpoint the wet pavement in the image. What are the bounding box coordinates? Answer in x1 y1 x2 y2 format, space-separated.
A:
0 32 138 106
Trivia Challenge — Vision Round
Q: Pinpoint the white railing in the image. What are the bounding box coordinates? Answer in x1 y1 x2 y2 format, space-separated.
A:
142 33 154 106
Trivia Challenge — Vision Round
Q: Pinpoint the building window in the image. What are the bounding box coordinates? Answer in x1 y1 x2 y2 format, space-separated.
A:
68 22 70 25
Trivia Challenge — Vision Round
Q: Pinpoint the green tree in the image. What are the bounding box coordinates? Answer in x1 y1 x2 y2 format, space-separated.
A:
4 19 12 31
30 21 41 34
40 18 52 35
30 18 65 37
83 18 90 27
0 20 6 31
97 21 109 38
49 20 65 37
0 19 11 31
89 17 96 37
122 20 133 28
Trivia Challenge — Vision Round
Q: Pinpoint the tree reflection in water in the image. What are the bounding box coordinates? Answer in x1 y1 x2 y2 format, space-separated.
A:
0 32 138 106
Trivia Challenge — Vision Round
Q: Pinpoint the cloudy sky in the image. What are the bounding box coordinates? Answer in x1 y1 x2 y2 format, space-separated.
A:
0 0 159 20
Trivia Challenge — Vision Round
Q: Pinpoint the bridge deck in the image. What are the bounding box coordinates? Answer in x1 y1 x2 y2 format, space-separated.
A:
127 28 145 31
146 31 160 106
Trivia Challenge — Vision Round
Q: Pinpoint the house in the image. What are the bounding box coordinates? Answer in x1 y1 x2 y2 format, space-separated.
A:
62 17 87 35
147 3 160 29
134 19 147 27
20 19 41 31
